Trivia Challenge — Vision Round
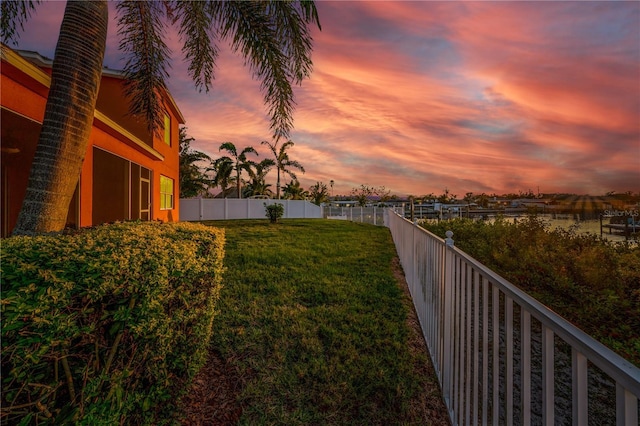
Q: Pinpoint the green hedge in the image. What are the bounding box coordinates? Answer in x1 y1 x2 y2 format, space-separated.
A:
1 221 225 425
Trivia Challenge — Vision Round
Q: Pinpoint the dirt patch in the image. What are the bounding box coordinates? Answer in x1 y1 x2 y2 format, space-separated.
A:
178 351 244 425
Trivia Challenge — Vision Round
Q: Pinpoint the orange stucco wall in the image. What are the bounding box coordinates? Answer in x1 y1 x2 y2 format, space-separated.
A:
1 49 182 235
0 68 48 121
96 76 153 146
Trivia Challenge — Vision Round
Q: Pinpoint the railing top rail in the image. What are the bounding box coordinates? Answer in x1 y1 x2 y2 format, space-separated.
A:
387 210 640 396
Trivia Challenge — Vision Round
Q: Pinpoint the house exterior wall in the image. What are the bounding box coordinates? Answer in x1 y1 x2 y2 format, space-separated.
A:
0 46 184 236
1 55 48 236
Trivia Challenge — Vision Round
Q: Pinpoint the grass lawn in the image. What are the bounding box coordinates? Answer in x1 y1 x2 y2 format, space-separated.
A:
178 219 449 425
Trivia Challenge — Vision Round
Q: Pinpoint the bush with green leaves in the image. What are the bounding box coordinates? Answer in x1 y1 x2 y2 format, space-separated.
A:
422 216 640 365
1 221 225 425
264 202 284 223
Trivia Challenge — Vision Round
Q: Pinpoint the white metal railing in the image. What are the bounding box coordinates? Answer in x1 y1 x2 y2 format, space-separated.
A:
324 205 403 226
386 210 640 426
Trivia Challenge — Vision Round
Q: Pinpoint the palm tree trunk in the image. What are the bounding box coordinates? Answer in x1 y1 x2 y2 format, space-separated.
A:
277 169 281 200
12 1 108 235
237 168 241 199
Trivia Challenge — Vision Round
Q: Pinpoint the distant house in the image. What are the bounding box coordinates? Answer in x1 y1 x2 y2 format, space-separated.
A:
1 45 185 237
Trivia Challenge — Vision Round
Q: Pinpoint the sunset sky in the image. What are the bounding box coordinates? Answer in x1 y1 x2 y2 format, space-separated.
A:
12 1 640 197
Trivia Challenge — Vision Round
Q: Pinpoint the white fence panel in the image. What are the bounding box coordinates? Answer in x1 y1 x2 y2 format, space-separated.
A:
180 198 201 220
385 209 640 426
179 198 323 221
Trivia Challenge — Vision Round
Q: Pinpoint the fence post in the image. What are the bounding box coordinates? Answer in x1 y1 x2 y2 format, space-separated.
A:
445 230 454 247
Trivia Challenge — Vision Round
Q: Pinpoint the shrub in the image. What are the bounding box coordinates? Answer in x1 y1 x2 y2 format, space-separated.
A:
264 203 284 223
1 221 225 425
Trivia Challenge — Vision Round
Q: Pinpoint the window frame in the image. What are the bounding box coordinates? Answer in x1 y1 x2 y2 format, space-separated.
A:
160 175 174 210
163 113 171 146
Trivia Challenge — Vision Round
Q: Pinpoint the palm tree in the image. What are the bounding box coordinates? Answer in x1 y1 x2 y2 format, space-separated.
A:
179 128 212 198
2 1 321 235
217 142 257 199
244 158 275 198
209 157 235 198
5 1 108 235
243 182 274 199
282 180 309 200
309 181 329 205
261 139 305 199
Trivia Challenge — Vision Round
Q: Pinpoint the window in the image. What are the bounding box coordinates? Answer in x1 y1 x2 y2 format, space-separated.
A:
160 175 174 210
163 113 171 145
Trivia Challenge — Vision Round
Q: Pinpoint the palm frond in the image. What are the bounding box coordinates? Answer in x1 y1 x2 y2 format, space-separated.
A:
1 0 40 45
259 158 276 170
280 140 296 152
265 1 316 83
240 146 258 158
286 159 305 174
116 0 171 135
211 156 234 187
247 158 275 181
261 139 278 157
175 0 217 92
213 1 294 139
219 142 238 157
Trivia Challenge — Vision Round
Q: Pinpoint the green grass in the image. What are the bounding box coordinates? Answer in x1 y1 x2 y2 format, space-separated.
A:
197 219 435 425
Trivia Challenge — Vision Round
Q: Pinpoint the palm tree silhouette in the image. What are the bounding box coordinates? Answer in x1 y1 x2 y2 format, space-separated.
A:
244 158 276 198
261 139 305 199
217 142 258 199
209 157 234 198
282 180 309 200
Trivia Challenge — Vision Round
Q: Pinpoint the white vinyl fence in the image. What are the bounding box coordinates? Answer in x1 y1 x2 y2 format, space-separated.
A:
386 210 640 426
180 198 322 221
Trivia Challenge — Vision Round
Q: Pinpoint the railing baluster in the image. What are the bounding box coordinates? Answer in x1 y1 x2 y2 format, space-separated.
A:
435 239 442 374
616 383 638 426
521 310 531 426
456 256 464 424
473 270 480 426
466 265 472 425
506 296 514 426
423 237 430 353
482 277 489 426
439 241 446 386
443 242 454 411
492 286 500 426
542 325 555 425
572 348 588 426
